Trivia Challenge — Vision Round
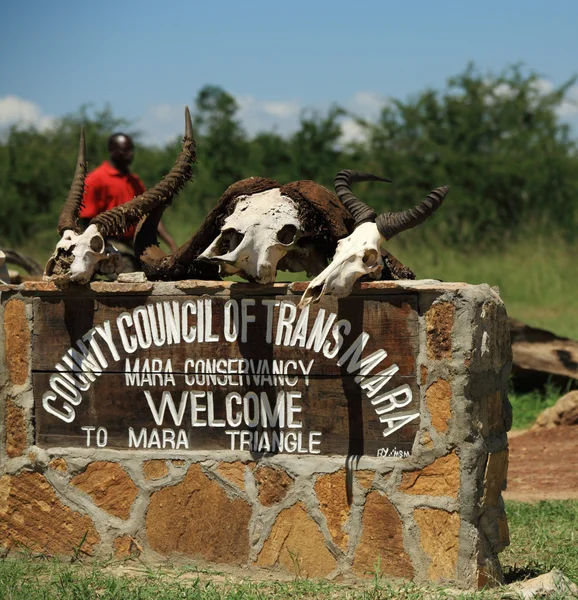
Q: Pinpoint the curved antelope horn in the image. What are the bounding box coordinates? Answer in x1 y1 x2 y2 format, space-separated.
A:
57 127 87 234
90 106 196 238
375 185 449 240
334 170 391 226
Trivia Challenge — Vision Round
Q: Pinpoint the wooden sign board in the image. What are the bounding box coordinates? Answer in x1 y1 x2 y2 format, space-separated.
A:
32 293 420 457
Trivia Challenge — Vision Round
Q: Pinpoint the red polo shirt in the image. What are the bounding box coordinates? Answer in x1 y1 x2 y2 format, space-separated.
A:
80 161 146 240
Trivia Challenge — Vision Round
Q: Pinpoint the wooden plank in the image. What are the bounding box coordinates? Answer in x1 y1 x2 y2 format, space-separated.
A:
32 293 421 457
32 294 418 373
34 372 419 456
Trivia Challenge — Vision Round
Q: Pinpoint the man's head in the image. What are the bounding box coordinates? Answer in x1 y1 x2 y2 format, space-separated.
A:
108 133 135 172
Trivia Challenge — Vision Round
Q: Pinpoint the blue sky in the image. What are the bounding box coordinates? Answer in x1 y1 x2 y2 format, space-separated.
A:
1 0 577 144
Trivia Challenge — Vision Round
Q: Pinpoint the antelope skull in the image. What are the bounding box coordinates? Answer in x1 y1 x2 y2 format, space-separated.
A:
44 108 196 284
44 224 122 284
198 189 304 283
300 171 449 307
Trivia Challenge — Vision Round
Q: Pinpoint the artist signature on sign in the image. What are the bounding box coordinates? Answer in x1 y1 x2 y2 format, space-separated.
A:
377 447 411 458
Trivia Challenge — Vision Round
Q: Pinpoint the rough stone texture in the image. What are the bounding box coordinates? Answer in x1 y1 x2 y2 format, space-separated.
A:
48 458 68 473
426 379 452 433
425 302 454 360
480 391 504 437
482 450 509 508
4 299 30 385
0 472 99 555
414 508 460 581
142 460 169 481
254 466 294 506
399 452 460 498
5 398 26 458
532 391 578 430
172 460 186 467
216 461 247 491
314 470 350 550
71 462 138 520
146 463 251 564
355 470 375 490
114 535 142 559
257 502 337 577
352 491 413 578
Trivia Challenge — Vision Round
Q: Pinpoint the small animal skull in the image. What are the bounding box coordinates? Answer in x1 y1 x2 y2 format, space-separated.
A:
44 224 122 284
299 221 384 305
300 173 449 306
199 189 303 284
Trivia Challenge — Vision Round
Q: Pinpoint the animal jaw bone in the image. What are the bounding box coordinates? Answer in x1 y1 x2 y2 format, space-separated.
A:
300 171 449 307
198 189 304 284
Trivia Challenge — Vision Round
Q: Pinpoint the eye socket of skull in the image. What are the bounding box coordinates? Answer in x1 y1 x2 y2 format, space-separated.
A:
363 249 379 266
217 229 244 254
277 224 297 246
90 235 105 253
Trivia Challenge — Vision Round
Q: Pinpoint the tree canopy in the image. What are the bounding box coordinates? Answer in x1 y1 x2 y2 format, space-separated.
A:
1 64 577 253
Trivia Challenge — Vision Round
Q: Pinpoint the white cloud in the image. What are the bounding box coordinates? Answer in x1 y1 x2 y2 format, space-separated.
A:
262 101 300 118
351 91 384 114
339 117 367 144
0 95 56 131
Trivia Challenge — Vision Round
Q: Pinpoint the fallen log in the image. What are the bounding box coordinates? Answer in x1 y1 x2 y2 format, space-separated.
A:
509 318 578 391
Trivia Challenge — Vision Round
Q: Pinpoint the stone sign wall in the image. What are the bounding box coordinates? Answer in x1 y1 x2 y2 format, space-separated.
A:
0 279 512 589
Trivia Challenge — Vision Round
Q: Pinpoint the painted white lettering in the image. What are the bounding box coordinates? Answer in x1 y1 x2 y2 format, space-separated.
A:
262 299 280 344
223 299 239 342
275 301 297 346
286 391 303 428
81 426 95 446
144 390 188 426
241 299 255 343
323 319 350 358
181 300 196 343
117 312 137 354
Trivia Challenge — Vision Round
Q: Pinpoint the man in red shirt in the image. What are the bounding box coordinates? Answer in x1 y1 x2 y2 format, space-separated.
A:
80 133 178 251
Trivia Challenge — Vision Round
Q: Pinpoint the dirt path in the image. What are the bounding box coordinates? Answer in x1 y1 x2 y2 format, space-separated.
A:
504 425 578 502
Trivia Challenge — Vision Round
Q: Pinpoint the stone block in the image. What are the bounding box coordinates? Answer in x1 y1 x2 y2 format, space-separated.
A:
352 491 413 578
71 461 138 520
5 398 26 458
4 299 30 385
355 470 375 490
216 461 247 491
482 450 508 508
254 466 293 506
314 469 350 550
425 379 452 433
142 460 169 481
257 502 336 577
146 464 251 564
48 458 68 473
414 508 460 581
425 302 454 360
399 452 460 498
0 472 99 555
114 535 142 559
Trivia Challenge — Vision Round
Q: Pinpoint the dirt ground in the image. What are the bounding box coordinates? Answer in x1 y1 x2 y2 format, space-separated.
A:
504 425 578 502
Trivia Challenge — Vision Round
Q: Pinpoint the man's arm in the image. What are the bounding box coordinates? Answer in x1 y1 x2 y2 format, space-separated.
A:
157 220 178 253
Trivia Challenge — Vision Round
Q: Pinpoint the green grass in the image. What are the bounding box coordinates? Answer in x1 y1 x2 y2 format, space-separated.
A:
1 499 576 600
508 384 568 430
502 500 578 585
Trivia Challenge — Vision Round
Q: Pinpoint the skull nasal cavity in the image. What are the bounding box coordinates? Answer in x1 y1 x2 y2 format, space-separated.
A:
277 224 297 245
90 235 104 253
220 229 244 253
363 249 378 265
